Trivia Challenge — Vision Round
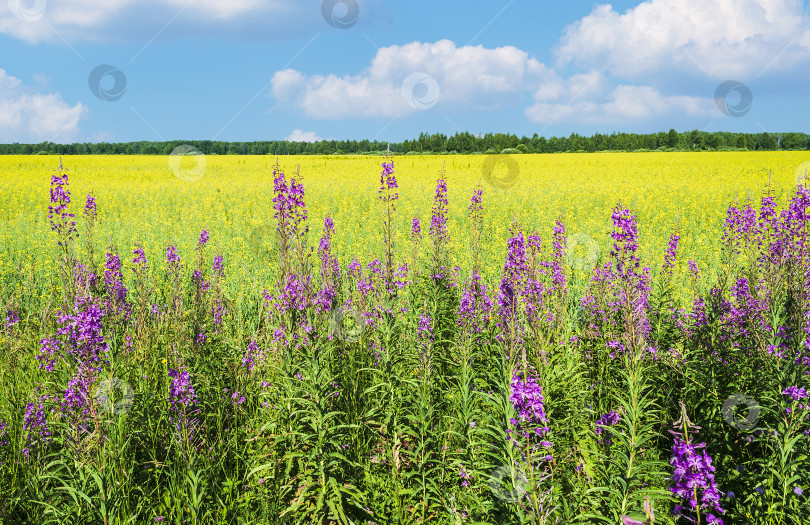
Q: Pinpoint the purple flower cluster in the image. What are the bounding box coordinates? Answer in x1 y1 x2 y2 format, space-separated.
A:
430 178 449 274
104 251 131 320
510 373 548 424
48 173 77 246
212 254 224 280
132 245 148 278
508 372 552 458
458 270 492 336
670 436 724 524
198 229 209 248
5 309 19 330
784 386 808 401
595 411 621 445
662 232 680 275
23 396 52 458
168 367 198 410
84 193 97 220
378 161 398 202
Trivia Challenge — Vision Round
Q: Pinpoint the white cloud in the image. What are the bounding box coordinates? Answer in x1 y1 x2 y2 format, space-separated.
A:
0 68 86 142
0 0 382 43
285 129 326 142
271 39 551 118
556 0 810 79
526 84 713 125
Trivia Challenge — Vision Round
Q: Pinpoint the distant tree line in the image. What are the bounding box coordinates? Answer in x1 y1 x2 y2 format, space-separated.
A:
2 130 808 156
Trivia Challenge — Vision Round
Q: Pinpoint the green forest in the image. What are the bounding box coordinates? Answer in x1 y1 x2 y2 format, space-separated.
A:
2 129 808 156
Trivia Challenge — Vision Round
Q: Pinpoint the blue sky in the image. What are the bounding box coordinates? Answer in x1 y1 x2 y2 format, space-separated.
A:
1 0 809 143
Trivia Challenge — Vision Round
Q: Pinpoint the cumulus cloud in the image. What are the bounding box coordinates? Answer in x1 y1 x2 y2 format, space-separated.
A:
285 129 326 142
270 39 551 118
556 0 810 79
0 0 383 43
0 68 86 142
526 84 713 125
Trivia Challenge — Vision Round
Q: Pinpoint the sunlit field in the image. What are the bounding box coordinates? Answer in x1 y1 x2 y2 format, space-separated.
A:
0 151 809 524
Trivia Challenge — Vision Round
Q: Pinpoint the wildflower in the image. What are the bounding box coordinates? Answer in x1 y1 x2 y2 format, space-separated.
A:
595 411 621 445
670 435 724 523
198 229 209 247
795 486 803 496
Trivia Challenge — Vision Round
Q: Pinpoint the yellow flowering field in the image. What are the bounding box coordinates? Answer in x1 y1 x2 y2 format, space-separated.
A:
0 151 808 305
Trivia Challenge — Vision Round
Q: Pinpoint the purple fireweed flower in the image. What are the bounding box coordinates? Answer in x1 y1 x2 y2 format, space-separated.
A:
429 177 450 278
23 396 52 458
417 313 434 342
241 339 265 372
496 233 529 340
48 173 77 246
510 373 548 425
595 411 621 445
212 254 224 279
104 251 131 320
458 270 493 335
166 244 182 275
132 245 148 278
211 300 225 334
549 219 567 293
459 465 470 487
783 386 809 402
508 371 552 457
411 217 422 241
38 296 109 377
670 436 724 524
5 309 19 329
378 161 398 202
316 218 339 312
84 193 97 222
662 232 680 275
168 367 198 410
688 259 700 279
197 229 209 248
